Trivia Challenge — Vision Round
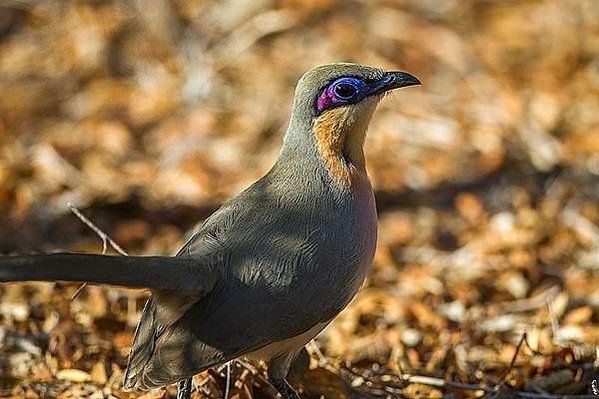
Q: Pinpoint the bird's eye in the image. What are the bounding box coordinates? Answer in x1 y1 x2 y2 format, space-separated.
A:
334 83 358 99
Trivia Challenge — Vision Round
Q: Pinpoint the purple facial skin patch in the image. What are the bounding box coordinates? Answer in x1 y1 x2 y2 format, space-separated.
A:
316 77 365 113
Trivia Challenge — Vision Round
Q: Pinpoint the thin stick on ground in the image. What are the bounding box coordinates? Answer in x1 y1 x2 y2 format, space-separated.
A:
308 340 328 366
216 361 235 399
498 333 528 382
224 361 232 399
67 203 128 299
396 372 598 399
67 203 128 256
547 297 562 345
402 374 495 394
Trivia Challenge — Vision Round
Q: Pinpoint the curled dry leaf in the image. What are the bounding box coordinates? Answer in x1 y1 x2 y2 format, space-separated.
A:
0 0 598 398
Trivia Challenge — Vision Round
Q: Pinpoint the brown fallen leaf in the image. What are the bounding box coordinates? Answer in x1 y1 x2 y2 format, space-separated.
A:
55 368 91 383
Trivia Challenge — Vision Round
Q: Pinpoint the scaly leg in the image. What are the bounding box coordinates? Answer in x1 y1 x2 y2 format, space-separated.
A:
269 377 302 399
267 349 303 398
177 377 192 399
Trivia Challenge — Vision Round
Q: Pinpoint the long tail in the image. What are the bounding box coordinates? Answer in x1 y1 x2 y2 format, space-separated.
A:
0 253 202 292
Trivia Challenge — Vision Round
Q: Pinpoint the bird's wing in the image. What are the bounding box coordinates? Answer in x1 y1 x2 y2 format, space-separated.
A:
124 197 248 390
175 196 244 257
127 172 353 389
128 193 332 389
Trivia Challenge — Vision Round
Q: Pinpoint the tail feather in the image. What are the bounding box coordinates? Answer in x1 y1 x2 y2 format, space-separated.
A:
0 253 204 294
123 298 157 390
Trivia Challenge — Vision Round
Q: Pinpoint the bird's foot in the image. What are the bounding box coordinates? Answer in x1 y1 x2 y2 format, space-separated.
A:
270 378 302 399
177 377 192 399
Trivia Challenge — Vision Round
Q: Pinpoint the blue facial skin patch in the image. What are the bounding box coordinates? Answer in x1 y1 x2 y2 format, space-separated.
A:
316 75 394 113
316 77 365 113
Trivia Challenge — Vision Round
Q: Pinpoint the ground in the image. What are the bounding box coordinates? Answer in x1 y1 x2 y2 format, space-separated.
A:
0 0 598 398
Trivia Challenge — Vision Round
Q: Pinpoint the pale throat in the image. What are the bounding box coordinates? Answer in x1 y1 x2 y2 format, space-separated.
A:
313 101 377 186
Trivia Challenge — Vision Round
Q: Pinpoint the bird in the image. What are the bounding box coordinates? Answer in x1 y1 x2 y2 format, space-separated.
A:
0 63 420 399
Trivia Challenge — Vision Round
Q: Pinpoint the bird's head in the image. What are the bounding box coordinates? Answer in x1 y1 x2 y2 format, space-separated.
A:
284 63 420 185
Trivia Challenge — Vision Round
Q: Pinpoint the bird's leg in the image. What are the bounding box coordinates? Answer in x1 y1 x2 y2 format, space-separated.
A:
269 378 302 399
268 352 302 399
176 377 192 399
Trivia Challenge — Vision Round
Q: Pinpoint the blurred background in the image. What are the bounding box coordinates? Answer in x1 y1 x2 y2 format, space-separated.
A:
0 0 598 398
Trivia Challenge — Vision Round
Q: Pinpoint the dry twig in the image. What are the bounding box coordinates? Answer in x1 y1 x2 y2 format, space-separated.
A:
67 203 128 299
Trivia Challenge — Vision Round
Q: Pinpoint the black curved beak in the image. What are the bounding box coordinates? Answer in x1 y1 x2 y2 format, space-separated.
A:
385 71 421 90
366 71 421 96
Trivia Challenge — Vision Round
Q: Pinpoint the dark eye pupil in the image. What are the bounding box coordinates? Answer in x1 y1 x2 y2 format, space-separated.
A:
335 83 357 99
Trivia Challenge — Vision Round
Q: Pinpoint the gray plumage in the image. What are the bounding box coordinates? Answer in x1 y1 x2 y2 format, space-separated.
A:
0 63 420 398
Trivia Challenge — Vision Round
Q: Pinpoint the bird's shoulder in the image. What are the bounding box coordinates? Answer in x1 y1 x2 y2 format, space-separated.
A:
176 177 276 257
